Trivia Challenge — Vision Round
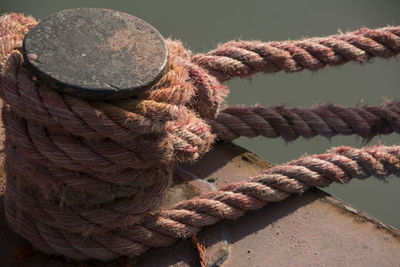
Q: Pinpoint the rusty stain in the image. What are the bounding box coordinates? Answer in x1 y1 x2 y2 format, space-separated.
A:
105 26 161 70
106 29 137 52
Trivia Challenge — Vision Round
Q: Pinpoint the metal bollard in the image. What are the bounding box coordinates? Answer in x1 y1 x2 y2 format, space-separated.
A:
3 8 177 261
23 8 168 100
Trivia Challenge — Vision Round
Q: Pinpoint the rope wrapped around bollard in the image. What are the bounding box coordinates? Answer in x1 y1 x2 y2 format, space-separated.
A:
0 10 400 260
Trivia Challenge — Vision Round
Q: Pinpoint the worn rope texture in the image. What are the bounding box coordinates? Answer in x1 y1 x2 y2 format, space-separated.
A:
210 101 400 142
5 145 400 260
193 26 400 81
0 13 399 261
1 14 226 236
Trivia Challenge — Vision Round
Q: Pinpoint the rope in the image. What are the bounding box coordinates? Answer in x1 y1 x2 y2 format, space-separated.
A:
0 13 399 261
209 101 400 141
193 27 400 81
0 13 36 68
192 236 206 267
5 145 400 260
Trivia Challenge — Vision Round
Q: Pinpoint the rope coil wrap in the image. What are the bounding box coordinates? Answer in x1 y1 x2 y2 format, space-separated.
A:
0 13 400 260
1 15 226 234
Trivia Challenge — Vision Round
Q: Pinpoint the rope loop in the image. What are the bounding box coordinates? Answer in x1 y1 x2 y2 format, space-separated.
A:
0 13 399 261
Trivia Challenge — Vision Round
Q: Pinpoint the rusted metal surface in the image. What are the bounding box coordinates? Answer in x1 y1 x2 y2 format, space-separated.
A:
180 143 400 267
221 190 400 267
23 8 168 100
0 104 399 265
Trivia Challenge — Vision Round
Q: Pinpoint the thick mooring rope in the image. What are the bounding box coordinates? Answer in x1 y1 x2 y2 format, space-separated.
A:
1 13 400 260
210 101 400 141
6 145 400 260
193 26 400 81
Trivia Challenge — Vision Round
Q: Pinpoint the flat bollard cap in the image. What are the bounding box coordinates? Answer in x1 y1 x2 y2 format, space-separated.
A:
23 8 168 100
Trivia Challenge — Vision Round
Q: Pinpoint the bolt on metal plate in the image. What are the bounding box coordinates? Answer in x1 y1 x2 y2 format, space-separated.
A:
23 8 168 100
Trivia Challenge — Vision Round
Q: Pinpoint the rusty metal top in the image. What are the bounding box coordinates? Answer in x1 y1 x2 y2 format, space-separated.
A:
23 8 168 100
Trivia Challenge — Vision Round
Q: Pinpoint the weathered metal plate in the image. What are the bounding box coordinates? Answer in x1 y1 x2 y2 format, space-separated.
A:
0 101 399 266
23 8 168 100
182 143 400 267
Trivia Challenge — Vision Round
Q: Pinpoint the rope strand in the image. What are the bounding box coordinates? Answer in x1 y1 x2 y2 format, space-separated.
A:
5 145 400 260
193 26 400 81
1 13 399 261
209 101 400 141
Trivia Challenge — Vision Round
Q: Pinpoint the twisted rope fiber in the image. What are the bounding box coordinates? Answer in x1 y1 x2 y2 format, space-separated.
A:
193 26 400 81
1 14 226 238
0 13 399 261
5 145 400 260
210 101 400 142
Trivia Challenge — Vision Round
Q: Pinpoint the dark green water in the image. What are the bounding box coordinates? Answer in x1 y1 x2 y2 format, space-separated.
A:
1 0 399 228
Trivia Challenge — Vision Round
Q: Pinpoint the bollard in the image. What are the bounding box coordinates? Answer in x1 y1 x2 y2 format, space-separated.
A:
2 8 191 261
23 8 168 100
2 7 400 265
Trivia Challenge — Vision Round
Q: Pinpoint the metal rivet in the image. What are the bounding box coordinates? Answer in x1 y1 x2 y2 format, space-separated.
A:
23 8 168 100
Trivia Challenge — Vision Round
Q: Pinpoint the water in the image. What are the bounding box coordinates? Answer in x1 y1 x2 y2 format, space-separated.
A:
1 0 399 228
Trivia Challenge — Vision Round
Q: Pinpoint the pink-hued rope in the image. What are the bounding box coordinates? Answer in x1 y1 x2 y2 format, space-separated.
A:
5 145 400 259
209 101 400 141
193 26 400 81
0 13 399 261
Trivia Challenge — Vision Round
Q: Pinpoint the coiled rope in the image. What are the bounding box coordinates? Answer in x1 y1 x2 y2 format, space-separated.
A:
0 13 399 260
